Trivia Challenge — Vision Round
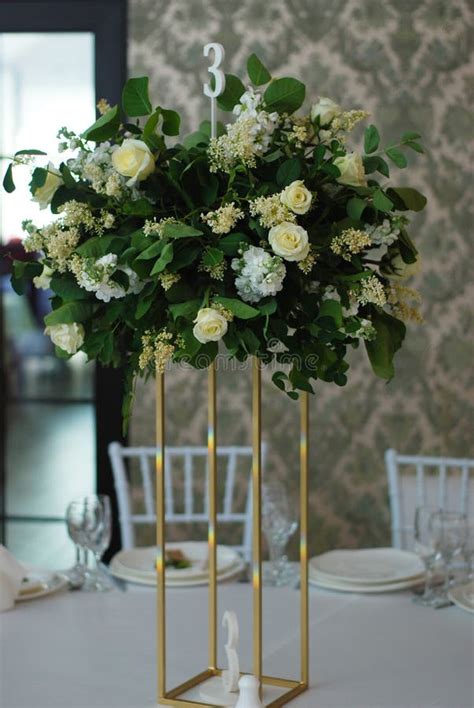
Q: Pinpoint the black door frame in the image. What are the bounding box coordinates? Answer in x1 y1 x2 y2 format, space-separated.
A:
0 0 127 558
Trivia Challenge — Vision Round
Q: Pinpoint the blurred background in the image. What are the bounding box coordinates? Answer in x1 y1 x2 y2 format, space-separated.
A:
1 0 472 569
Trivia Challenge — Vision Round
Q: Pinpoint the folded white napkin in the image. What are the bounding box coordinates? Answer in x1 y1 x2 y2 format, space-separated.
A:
0 545 26 612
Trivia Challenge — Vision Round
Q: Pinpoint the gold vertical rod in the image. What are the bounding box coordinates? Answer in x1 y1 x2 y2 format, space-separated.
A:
208 362 217 670
300 392 309 686
252 357 262 684
156 373 166 700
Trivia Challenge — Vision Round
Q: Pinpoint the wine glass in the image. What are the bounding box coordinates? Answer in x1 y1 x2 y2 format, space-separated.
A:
413 505 444 607
81 495 112 592
430 511 467 594
262 482 298 587
65 500 88 588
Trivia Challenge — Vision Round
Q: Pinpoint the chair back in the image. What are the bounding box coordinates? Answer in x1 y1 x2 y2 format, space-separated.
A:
108 442 266 562
385 449 474 549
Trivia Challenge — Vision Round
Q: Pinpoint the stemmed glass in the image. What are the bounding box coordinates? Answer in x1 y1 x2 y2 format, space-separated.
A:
262 482 298 587
430 511 467 594
65 500 88 588
413 505 444 607
82 495 113 592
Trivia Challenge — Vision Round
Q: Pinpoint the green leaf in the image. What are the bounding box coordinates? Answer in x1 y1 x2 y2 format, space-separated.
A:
276 157 301 187
135 295 154 320
161 108 180 136
11 260 42 294
162 222 203 239
122 77 152 117
183 131 209 149
401 131 422 142
272 370 288 391
388 187 427 212
3 163 15 193
247 53 271 86
289 368 314 394
213 296 259 319
398 228 418 264
239 328 261 354
363 155 390 178
168 244 201 271
317 299 343 328
122 198 155 217
76 235 123 258
372 189 394 213
263 77 305 113
406 141 424 154
365 310 406 379
313 145 326 167
169 299 201 320
385 147 408 168
202 247 224 267
150 243 174 275
219 232 251 256
217 74 246 111
346 197 367 220
258 298 277 316
136 240 164 260
364 125 380 154
50 276 89 300
82 105 120 142
29 167 48 193
44 301 94 326
59 163 76 188
14 148 47 156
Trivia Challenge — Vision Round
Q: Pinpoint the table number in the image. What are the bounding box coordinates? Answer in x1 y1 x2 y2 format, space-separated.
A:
203 42 226 139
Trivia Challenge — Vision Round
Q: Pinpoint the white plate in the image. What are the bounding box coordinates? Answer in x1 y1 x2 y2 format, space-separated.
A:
309 571 423 594
110 557 246 587
16 569 68 602
448 581 474 614
310 548 424 585
111 542 240 582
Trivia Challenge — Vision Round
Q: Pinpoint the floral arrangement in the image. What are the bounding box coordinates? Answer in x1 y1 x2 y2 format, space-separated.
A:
2 53 426 425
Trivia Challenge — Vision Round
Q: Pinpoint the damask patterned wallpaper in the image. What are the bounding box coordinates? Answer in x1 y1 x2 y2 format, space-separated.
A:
127 0 474 553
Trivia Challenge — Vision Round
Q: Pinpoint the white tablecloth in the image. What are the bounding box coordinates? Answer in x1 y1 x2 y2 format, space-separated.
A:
1 584 473 708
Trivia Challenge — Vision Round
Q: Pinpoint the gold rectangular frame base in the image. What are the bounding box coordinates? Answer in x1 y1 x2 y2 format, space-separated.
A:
158 668 308 708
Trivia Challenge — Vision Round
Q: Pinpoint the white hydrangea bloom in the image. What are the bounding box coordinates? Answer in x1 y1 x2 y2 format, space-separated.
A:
75 253 144 303
231 246 286 303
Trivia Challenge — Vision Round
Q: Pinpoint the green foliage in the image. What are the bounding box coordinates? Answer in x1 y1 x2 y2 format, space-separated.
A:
276 157 301 187
3 164 15 193
82 105 120 142
122 77 153 117
44 301 94 325
364 125 380 154
212 297 260 319
217 74 245 111
365 310 406 379
264 77 305 113
247 53 271 85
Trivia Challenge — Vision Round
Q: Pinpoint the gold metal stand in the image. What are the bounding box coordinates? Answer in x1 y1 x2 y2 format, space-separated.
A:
156 360 309 707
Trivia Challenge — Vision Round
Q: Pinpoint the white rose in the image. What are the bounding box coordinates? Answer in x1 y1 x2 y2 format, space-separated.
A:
111 139 155 186
310 97 341 127
334 152 367 188
32 163 63 209
280 180 312 215
33 265 54 290
268 222 310 262
193 308 228 344
44 322 85 354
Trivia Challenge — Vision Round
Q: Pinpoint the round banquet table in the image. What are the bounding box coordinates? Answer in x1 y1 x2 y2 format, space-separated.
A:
0 582 472 708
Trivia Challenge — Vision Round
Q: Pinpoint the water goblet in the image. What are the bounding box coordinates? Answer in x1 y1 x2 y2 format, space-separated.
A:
81 495 112 592
65 500 88 588
430 510 467 594
413 505 444 607
262 482 298 587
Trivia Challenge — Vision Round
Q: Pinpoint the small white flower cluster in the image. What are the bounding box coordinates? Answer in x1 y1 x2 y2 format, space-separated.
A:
57 127 84 153
67 142 129 197
209 88 279 172
354 318 377 341
71 253 144 303
364 217 407 246
59 200 115 235
201 202 244 235
232 245 286 303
